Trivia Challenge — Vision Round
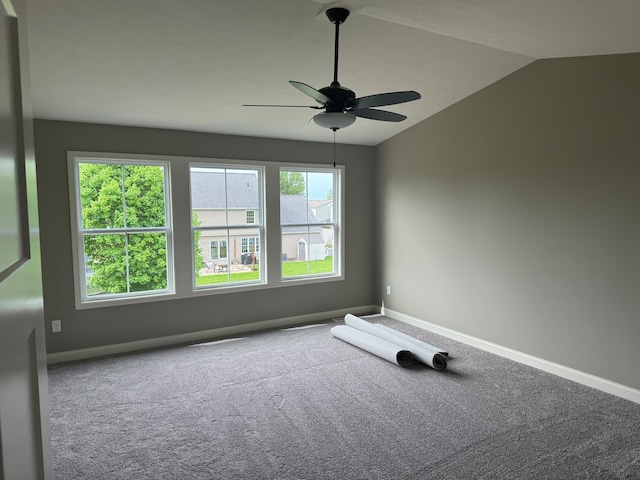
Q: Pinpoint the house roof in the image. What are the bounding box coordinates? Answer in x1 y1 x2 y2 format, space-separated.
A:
310 199 333 223
309 200 332 208
191 171 259 209
280 195 320 226
191 171 323 229
298 233 326 245
281 195 323 234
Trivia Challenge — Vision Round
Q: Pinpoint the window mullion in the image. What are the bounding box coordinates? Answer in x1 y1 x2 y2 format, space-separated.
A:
121 165 127 228
125 233 131 293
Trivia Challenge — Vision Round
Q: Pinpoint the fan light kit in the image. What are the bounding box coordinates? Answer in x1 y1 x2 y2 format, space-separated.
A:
313 112 356 129
244 7 421 131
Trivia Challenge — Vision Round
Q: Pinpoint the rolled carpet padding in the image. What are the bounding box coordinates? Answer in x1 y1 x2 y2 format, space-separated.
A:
373 324 449 357
344 314 448 371
330 325 415 366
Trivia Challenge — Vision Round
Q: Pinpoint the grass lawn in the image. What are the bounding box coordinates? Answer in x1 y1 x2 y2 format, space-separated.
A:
195 257 334 286
86 286 106 296
283 256 333 276
195 270 259 286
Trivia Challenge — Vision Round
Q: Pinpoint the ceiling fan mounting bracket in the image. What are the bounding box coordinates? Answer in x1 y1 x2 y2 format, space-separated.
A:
326 7 350 25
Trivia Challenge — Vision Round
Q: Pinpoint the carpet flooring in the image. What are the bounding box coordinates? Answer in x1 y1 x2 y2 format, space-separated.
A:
47 315 640 479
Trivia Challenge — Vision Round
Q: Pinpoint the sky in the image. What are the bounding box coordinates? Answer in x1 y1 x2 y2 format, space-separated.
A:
307 172 334 200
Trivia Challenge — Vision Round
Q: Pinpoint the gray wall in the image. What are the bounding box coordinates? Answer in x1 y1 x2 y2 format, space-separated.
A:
35 120 375 354
375 53 640 390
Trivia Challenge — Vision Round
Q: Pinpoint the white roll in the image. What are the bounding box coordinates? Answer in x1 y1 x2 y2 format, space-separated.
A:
344 314 447 370
330 325 415 367
373 324 449 357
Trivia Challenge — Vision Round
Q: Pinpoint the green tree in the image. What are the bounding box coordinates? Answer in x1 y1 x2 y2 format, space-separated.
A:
193 211 204 278
80 163 168 294
280 171 306 195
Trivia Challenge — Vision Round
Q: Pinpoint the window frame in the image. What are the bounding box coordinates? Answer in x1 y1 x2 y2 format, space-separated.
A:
279 166 343 282
68 153 174 309
68 152 344 309
190 163 265 290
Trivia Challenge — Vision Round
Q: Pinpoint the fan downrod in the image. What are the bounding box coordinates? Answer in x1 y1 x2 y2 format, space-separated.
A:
326 8 350 88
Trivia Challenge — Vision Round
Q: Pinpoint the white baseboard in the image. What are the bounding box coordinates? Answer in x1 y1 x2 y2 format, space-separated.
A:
382 307 640 405
47 304 380 365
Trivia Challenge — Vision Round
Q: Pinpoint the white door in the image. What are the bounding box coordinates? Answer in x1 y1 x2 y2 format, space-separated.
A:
0 1 53 478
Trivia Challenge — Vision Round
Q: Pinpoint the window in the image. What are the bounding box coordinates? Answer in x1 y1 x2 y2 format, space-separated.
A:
210 240 227 260
191 165 264 288
241 236 260 254
280 168 340 279
69 156 173 305
69 152 342 307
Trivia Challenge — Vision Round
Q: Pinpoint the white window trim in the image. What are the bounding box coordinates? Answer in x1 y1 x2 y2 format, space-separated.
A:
190 163 266 290
68 152 344 309
280 165 344 282
68 152 175 309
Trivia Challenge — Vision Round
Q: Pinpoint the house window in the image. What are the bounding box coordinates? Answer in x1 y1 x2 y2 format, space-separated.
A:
241 237 260 254
191 165 264 288
210 240 227 260
69 156 173 305
280 168 340 279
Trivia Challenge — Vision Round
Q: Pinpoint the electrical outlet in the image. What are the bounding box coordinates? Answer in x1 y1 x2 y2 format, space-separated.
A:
51 320 62 333
386 285 391 295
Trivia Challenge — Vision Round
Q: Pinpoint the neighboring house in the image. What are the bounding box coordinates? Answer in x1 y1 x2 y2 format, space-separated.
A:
280 196 326 262
191 170 327 265
309 199 333 223
309 199 335 248
191 170 260 266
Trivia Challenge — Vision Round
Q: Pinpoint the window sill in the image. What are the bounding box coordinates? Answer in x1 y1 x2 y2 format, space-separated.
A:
75 274 345 310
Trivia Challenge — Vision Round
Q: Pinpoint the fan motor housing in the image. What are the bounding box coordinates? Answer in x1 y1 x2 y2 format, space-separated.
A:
320 84 356 112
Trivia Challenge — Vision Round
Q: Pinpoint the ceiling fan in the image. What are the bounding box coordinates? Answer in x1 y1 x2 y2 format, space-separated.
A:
244 7 421 131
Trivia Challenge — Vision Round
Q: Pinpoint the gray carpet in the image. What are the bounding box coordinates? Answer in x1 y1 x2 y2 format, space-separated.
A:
48 315 640 479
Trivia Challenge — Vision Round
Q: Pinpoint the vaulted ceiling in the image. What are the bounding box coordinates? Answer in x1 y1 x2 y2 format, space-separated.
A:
25 0 640 146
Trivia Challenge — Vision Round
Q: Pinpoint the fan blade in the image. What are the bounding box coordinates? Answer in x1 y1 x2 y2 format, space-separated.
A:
290 81 332 105
351 91 420 110
353 108 407 122
243 104 322 108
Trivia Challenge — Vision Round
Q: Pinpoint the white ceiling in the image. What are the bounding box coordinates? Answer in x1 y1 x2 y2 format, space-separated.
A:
25 0 640 146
